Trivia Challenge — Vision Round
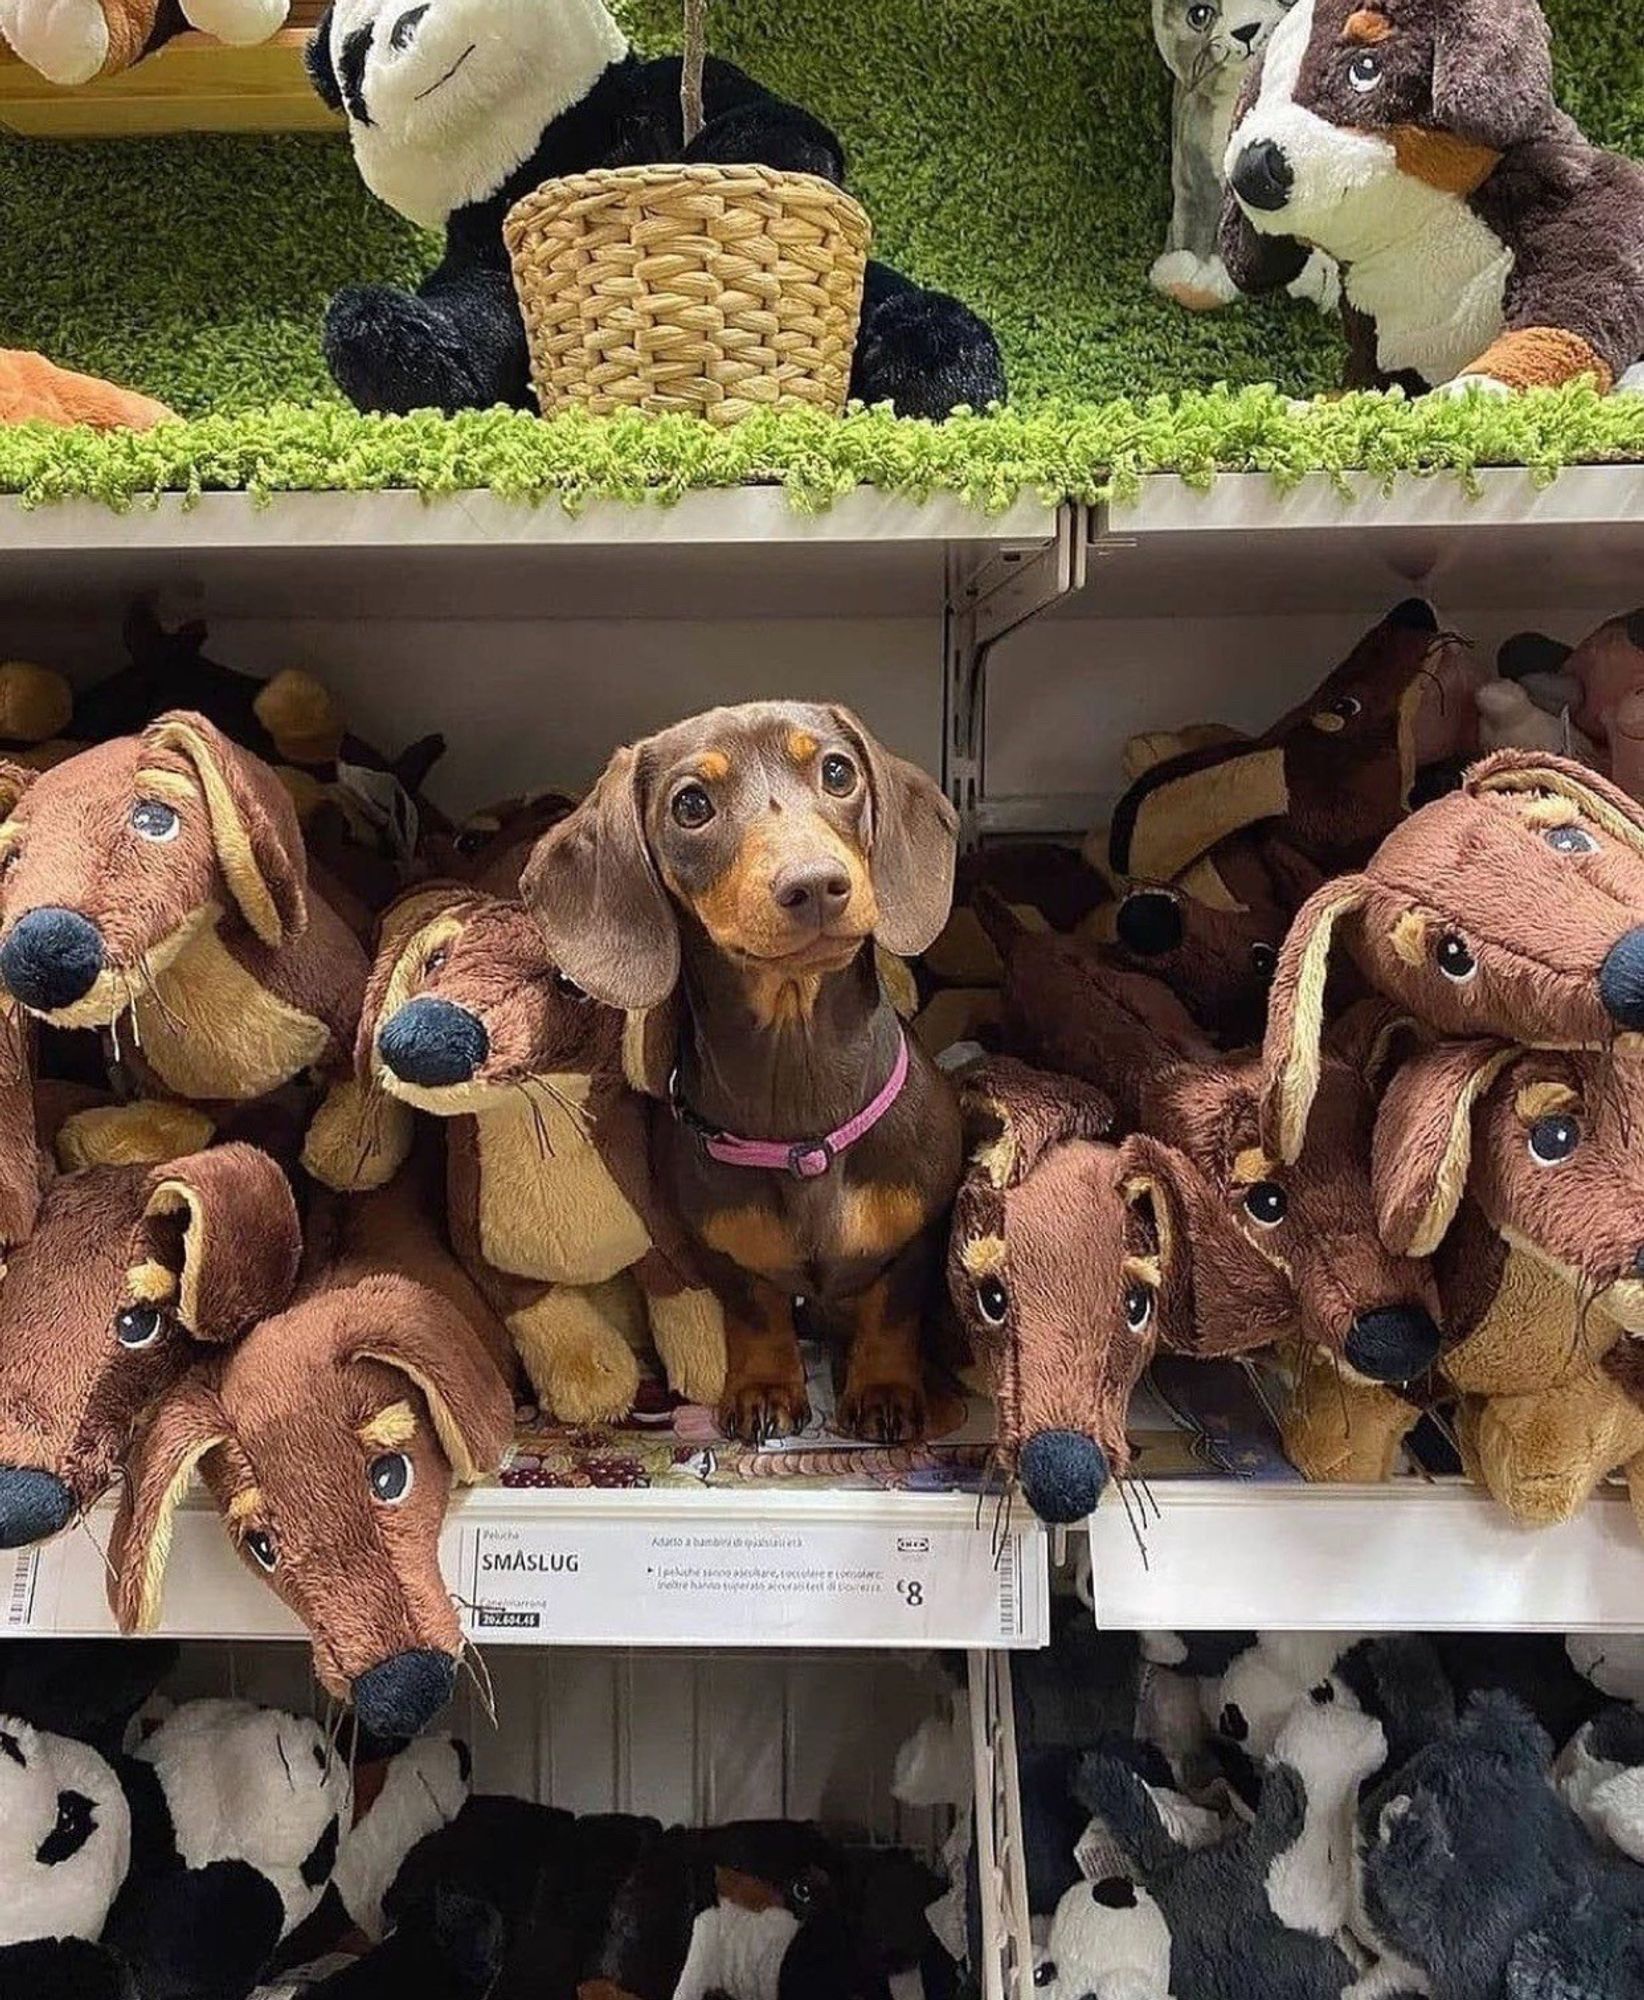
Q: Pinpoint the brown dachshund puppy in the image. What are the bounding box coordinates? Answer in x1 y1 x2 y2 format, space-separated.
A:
114 1139 518 1739
1263 751 1644 1165
0 1098 298 1550
524 703 961 1445
349 884 724 1419
0 711 367 1103
948 1059 1180 1523
1286 1040 1644 1526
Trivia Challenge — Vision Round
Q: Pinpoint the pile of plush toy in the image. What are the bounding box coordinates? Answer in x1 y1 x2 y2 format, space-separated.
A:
0 1638 953 2000
945 1604 1644 2000
934 599 1644 1531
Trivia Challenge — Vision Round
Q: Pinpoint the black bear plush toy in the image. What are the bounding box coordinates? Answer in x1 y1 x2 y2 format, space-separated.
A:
306 0 1006 420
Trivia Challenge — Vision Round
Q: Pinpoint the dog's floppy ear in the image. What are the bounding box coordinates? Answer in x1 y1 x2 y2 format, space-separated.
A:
304 6 343 109
1433 0 1554 152
1372 1039 1515 1256
124 1142 302 1345
144 712 309 948
958 1058 1115 1191
336 1273 515 1484
110 1377 230 1632
1117 1132 1195 1331
829 707 958 957
1219 190 1309 297
1260 875 1370 1165
1467 748 1644 854
0 760 37 823
521 746 679 1011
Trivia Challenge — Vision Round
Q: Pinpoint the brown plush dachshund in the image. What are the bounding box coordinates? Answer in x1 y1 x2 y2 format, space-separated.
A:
113 1139 518 1740
0 711 367 1103
348 884 724 1419
1263 751 1644 1165
1286 1039 1644 1528
992 913 1443 1389
524 703 961 1445
948 1059 1181 1523
0 1099 298 1550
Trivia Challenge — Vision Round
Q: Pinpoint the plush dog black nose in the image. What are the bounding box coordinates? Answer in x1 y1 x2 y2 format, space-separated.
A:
352 1649 457 1738
0 908 104 1012
1018 1430 1108 1524
1600 928 1644 1030
1232 138 1294 212
0 1467 74 1548
772 861 851 922
378 998 489 1089
1345 1306 1442 1383
1115 890 1184 957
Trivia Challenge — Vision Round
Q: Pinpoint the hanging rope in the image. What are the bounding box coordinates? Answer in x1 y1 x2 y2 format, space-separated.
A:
681 0 707 146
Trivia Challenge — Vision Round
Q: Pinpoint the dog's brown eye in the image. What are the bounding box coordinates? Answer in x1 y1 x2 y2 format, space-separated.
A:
1545 826 1598 857
130 800 180 844
1347 48 1382 91
114 1305 165 1350
368 1451 414 1504
1250 942 1277 979
1244 1181 1287 1227
553 969 588 1002
1435 932 1477 982
820 753 857 797
1528 1114 1580 1165
672 784 714 829
975 1276 1009 1326
454 828 488 856
424 946 449 975
244 1528 278 1573
1332 695 1363 720
1124 1285 1153 1332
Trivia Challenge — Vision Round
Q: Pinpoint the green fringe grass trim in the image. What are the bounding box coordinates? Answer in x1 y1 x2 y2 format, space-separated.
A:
2 387 1642 513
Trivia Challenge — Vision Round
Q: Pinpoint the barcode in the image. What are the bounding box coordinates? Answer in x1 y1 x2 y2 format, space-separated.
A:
5 1551 37 1630
995 1537 1018 1637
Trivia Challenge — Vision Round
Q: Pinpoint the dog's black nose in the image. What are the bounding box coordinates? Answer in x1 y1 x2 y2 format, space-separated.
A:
1601 928 1644 1030
1345 1306 1442 1383
0 908 104 1013
1232 138 1294 212
1115 890 1184 957
0 1467 74 1549
1017 1430 1108 1524
1230 19 1262 46
772 861 851 923
352 1649 457 1739
378 997 489 1088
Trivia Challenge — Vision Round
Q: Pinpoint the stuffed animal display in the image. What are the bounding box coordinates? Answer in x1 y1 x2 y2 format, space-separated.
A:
1220 0 1644 395
303 0 1006 421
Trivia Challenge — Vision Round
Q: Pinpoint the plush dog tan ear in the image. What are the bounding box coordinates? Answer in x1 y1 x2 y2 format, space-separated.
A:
1371 1040 1517 1258
124 1142 302 1344
144 711 309 948
1433 0 1554 152
829 705 960 957
1260 875 1371 1165
111 1376 231 1632
521 747 679 1012
958 1059 1116 1192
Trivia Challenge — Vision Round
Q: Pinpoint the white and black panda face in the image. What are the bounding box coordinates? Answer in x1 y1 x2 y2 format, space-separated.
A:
1034 1876 1176 2000
308 0 630 228
0 1718 132 1949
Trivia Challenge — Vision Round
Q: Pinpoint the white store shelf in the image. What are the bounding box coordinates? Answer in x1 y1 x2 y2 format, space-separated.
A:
1084 1481 1644 1633
3 1484 1048 1651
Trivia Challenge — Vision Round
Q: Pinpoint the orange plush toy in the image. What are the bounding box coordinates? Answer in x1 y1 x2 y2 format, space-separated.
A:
0 352 175 432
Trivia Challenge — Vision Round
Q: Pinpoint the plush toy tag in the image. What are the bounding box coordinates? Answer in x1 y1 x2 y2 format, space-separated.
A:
336 760 420 871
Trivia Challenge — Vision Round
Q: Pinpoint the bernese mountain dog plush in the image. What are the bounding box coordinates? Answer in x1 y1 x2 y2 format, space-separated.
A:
304 0 1006 421
1219 0 1644 396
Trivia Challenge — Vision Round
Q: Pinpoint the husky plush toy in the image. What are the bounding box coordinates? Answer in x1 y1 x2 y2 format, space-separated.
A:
305 0 1006 420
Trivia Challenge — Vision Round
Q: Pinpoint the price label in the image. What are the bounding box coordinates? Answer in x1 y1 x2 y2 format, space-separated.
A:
457 1515 1046 1648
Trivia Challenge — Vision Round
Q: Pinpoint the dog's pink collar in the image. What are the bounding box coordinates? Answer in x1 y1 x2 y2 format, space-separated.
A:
672 1029 910 1180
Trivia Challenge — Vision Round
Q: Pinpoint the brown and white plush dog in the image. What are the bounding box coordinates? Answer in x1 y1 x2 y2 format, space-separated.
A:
113 1140 518 1740
345 884 725 1421
0 713 368 1104
1221 0 1644 394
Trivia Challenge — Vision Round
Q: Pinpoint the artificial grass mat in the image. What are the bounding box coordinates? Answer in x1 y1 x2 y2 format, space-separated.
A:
2 0 1642 506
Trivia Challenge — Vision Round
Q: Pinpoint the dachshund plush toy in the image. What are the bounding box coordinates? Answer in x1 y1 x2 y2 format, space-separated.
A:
335 882 726 1422
0 712 368 1105
1221 0 1644 395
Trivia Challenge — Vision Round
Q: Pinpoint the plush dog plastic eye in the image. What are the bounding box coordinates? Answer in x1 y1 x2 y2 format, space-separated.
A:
114 1305 165 1351
1544 825 1598 856
454 827 490 855
1032 1964 1056 1990
1528 1113 1580 1165
672 784 715 829
244 1528 279 1573
1250 941 1277 979
1243 1181 1288 1227
1435 932 1477 982
553 969 589 1001
369 1452 415 1504
1124 1284 1154 1332
1347 49 1383 91
1185 1 1214 26
424 945 449 975
130 800 180 843
975 1276 1009 1326
1333 695 1363 719
820 753 858 797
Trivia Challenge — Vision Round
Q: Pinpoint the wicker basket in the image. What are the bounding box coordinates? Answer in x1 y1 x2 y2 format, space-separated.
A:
503 162 872 427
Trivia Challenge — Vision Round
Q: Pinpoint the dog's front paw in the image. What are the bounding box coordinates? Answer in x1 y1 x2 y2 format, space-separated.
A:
1149 251 1238 311
181 0 286 42
539 1341 642 1426
1288 250 1340 315
837 1378 928 1445
719 1379 811 1445
322 286 487 416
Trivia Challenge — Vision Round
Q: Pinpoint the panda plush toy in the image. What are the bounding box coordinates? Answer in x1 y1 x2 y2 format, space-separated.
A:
304 0 1007 420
